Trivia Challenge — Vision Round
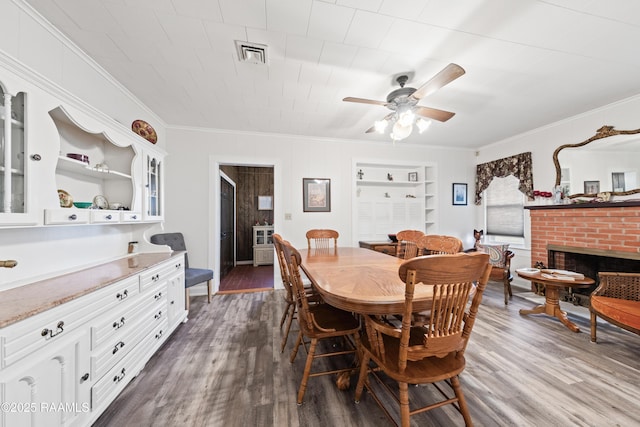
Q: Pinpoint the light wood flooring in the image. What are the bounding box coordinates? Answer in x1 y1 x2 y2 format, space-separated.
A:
93 283 640 427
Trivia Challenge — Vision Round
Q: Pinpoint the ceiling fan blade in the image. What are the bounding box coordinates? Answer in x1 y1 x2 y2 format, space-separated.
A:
414 106 456 122
410 63 465 101
343 97 388 106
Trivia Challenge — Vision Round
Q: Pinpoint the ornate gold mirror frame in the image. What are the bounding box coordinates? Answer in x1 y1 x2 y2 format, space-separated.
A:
553 125 640 198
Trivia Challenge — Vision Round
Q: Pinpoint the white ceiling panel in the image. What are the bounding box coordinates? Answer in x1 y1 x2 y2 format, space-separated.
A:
23 0 640 147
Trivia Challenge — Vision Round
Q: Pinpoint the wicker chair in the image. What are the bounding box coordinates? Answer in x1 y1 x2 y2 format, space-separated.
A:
282 240 360 405
305 229 339 254
476 243 514 305
590 272 640 342
354 252 492 427
395 230 425 259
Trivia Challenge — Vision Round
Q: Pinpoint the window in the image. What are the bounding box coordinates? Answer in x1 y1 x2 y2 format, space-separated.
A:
485 175 524 242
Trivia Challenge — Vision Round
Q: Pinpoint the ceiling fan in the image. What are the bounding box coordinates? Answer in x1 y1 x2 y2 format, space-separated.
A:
343 63 465 141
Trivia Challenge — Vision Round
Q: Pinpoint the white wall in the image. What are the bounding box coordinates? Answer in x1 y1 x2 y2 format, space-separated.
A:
164 128 478 291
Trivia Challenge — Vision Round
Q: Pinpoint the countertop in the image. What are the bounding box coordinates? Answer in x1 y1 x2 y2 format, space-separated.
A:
0 252 183 328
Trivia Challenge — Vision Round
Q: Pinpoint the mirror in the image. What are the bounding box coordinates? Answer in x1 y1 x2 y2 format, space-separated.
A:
553 125 640 198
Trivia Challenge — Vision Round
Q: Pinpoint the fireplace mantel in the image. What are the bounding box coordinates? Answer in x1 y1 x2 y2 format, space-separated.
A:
525 200 640 210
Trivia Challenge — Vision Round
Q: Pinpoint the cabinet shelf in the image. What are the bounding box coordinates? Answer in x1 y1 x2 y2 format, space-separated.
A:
56 156 131 180
356 180 421 187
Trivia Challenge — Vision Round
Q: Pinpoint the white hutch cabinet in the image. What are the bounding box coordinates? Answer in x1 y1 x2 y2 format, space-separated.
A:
253 225 274 266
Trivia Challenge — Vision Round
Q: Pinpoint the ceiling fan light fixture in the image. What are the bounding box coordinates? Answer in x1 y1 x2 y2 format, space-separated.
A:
397 110 415 127
390 121 413 141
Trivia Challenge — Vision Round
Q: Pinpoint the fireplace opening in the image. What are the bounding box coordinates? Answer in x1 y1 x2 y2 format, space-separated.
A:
547 245 640 307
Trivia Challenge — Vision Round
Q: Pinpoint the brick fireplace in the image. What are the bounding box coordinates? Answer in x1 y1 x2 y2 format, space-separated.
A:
527 202 640 304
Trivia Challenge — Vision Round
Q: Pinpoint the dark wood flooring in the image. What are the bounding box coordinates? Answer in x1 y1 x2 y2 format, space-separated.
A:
92 283 640 427
218 264 274 293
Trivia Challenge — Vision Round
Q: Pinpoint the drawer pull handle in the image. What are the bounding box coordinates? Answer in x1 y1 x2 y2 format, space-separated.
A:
81 373 90 383
155 330 163 340
154 292 163 300
69 214 77 220
152 273 160 281
113 317 126 329
105 214 112 220
112 341 125 354
113 368 126 383
116 290 129 301
154 311 163 320
41 321 64 339
131 214 137 219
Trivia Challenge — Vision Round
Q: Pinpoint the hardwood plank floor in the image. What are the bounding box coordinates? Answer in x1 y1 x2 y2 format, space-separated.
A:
218 264 274 293
93 283 640 427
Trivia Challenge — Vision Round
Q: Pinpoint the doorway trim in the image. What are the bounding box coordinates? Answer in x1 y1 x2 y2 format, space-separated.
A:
219 170 237 278
210 155 282 293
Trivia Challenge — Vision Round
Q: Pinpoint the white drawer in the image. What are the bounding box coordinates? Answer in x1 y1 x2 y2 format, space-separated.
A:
91 318 168 410
44 208 90 225
90 295 145 350
119 211 142 222
1 276 139 369
90 210 120 223
140 259 183 292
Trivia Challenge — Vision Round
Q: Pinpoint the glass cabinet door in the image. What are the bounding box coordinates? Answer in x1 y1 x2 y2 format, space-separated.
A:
145 154 162 219
0 87 26 215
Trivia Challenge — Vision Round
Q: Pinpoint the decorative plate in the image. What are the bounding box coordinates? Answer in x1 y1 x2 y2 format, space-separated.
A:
131 119 157 144
58 189 73 208
93 194 109 210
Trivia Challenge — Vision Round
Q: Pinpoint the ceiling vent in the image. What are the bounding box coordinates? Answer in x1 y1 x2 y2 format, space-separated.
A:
235 41 268 65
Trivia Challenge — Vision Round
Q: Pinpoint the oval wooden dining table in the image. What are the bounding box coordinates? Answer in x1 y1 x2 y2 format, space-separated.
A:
299 247 434 315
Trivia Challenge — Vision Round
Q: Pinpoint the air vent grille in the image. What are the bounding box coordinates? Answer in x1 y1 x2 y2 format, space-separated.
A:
235 41 268 65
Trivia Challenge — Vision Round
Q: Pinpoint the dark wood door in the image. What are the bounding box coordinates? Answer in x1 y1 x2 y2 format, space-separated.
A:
220 176 235 280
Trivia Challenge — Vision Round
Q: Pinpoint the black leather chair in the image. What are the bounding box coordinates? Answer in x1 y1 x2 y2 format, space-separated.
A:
150 232 213 310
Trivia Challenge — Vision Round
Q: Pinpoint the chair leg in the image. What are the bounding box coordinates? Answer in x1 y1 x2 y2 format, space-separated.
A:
185 288 190 311
451 376 473 426
397 381 411 427
297 338 318 404
590 312 597 342
503 274 512 305
280 303 296 353
290 331 303 363
279 301 291 328
354 352 371 402
207 279 212 303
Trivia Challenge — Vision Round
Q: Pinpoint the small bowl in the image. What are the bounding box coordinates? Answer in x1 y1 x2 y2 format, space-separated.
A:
388 234 398 242
67 153 89 164
73 202 93 209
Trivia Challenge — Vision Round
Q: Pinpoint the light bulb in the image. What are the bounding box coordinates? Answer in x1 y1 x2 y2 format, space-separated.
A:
374 120 388 133
397 110 415 127
416 118 431 133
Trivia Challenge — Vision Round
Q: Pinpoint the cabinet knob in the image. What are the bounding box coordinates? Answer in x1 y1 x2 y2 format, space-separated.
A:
31 154 42 161
69 214 77 220
105 214 112 220
116 290 129 301
81 373 90 383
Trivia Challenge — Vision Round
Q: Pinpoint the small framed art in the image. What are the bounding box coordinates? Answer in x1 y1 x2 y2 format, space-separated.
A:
584 180 600 194
258 195 273 210
408 171 418 182
452 183 468 205
303 178 331 212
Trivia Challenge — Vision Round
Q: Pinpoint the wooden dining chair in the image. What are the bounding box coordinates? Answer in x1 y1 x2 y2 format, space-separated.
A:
418 234 463 255
354 252 491 427
305 229 339 253
281 240 361 405
476 243 514 305
395 229 425 259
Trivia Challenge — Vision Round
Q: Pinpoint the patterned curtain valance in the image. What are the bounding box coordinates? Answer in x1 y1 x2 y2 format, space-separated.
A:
475 152 534 205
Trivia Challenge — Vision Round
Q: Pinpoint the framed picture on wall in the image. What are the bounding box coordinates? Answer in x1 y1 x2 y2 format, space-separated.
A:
452 183 467 205
303 178 331 212
257 195 273 210
408 171 418 182
584 180 600 194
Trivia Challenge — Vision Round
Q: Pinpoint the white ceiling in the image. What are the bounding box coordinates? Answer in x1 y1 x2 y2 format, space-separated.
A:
23 0 640 148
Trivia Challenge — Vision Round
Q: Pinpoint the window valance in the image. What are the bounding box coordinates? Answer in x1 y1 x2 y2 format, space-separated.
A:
475 152 533 205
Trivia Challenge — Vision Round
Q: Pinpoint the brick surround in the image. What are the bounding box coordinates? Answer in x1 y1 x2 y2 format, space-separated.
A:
528 203 640 266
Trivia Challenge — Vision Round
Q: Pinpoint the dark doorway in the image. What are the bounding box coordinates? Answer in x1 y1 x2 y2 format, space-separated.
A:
220 174 235 280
